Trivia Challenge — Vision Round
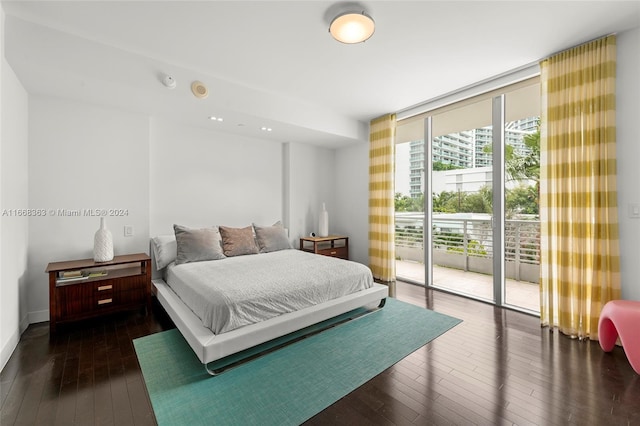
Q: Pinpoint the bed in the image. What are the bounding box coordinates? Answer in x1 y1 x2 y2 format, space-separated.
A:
150 224 388 375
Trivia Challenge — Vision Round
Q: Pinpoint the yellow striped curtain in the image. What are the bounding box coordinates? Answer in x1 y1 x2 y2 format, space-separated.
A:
369 114 396 283
539 35 620 340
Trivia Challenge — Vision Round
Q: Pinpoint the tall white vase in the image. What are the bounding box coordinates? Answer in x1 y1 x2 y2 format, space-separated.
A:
94 217 114 262
318 202 329 237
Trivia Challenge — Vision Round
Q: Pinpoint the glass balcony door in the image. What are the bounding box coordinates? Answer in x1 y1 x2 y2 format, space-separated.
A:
503 86 541 313
394 140 426 284
427 98 496 302
395 79 541 313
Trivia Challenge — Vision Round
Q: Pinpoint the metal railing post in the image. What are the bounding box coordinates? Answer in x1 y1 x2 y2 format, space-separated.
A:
515 222 521 281
463 220 469 272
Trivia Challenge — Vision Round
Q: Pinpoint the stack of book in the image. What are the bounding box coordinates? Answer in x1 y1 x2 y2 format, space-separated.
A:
56 269 108 283
86 270 108 278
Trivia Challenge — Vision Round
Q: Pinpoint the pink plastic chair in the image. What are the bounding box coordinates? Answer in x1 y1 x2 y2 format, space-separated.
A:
598 300 640 374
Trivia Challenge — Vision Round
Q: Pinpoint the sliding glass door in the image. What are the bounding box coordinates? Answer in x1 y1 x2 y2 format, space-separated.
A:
428 98 495 302
503 85 540 312
395 78 540 313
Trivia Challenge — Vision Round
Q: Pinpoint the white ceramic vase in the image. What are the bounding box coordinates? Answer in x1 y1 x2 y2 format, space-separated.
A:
94 217 114 262
318 202 329 237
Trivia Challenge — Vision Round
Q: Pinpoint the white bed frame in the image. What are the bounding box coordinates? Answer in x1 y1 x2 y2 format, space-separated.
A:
152 277 388 374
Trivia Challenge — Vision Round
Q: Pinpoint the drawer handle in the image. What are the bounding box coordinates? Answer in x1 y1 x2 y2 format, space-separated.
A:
331 251 337 255
97 285 112 291
98 298 113 305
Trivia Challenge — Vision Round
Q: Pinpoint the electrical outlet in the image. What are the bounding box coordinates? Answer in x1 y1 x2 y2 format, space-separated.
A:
124 225 134 237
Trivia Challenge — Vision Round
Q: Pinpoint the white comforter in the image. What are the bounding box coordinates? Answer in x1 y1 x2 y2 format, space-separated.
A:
165 249 373 334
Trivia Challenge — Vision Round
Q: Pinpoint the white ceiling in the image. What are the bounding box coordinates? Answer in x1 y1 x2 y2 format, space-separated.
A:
2 1 639 147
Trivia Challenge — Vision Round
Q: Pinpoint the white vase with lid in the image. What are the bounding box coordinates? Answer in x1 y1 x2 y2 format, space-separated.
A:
94 217 114 262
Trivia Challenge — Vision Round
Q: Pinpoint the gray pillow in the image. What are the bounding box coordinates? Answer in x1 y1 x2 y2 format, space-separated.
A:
173 225 226 265
219 225 259 257
253 222 292 253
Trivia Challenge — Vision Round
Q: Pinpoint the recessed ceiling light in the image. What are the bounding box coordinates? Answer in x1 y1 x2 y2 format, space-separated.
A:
261 127 273 132
209 116 223 122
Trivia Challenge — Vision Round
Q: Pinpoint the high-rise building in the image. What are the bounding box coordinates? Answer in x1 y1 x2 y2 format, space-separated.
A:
409 140 424 197
408 117 538 198
432 131 474 168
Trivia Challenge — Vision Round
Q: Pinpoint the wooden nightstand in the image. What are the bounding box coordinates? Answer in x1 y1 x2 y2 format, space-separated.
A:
46 253 151 333
299 235 349 260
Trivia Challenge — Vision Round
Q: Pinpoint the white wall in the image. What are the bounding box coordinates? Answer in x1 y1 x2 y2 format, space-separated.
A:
616 27 640 301
285 142 336 245
333 142 369 265
26 97 150 322
149 119 283 235
0 14 30 371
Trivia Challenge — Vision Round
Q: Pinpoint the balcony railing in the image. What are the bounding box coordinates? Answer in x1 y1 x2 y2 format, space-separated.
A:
395 213 540 283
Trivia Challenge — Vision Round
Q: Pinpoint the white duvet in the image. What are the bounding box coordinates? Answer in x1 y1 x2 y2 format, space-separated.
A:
165 249 373 334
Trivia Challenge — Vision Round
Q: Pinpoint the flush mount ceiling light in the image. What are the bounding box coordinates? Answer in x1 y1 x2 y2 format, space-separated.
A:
329 11 375 44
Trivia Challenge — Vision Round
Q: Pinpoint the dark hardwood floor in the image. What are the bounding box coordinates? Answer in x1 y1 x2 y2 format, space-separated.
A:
1 281 639 425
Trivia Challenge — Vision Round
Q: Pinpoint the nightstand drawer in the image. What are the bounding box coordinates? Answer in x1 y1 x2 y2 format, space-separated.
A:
317 246 348 259
94 282 114 308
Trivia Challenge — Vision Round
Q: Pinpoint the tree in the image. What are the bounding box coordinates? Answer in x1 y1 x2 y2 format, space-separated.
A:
483 122 541 216
511 128 540 213
433 161 463 171
411 193 424 212
482 124 540 184
395 192 424 212
503 130 540 186
431 186 492 214
395 192 412 212
432 191 457 213
506 184 539 216
459 186 492 214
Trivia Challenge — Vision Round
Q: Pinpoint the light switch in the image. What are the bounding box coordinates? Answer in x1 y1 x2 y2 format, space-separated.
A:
630 203 640 219
124 225 134 236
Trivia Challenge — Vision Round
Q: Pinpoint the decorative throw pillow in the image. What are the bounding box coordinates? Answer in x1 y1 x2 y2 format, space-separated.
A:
173 224 226 265
253 221 292 253
151 234 177 270
219 225 260 257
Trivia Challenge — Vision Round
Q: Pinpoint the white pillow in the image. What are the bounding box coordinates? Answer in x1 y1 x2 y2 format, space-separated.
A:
151 234 177 270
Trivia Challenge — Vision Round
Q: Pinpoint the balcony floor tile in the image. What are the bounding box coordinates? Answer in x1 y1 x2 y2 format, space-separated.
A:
396 260 540 313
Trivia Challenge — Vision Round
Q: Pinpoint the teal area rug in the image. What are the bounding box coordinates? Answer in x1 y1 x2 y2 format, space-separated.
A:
134 298 461 426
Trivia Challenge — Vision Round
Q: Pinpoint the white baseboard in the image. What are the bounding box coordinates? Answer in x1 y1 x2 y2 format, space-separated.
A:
28 309 49 325
1 327 20 373
1 313 38 373
20 313 30 334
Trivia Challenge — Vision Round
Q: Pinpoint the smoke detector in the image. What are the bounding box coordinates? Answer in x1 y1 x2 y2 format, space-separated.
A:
161 74 176 89
191 81 209 99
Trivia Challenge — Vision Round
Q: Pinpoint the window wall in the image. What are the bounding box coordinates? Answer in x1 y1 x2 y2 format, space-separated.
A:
394 77 540 313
